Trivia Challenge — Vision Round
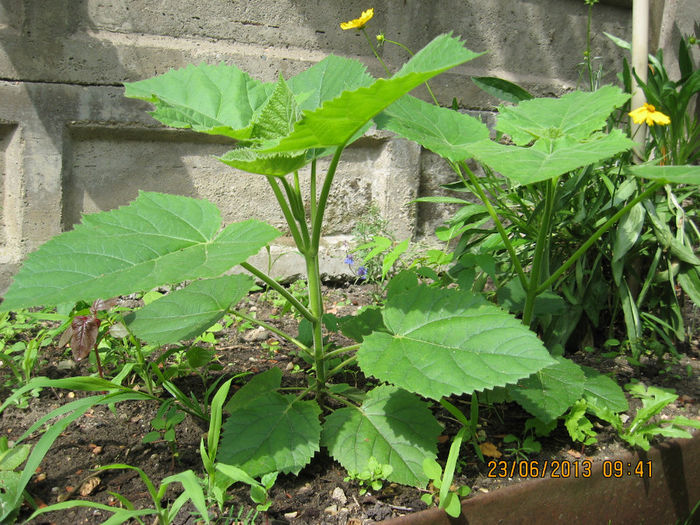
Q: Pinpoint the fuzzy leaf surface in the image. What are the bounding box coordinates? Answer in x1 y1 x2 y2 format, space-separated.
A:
508 357 586 423
375 95 489 162
495 86 630 145
218 391 321 477
357 286 555 400
248 76 300 141
1 192 280 310
581 366 629 413
224 368 282 413
124 63 274 139
258 34 483 153
218 148 309 176
126 275 254 344
321 385 441 487
287 54 373 112
468 130 634 185
628 165 700 185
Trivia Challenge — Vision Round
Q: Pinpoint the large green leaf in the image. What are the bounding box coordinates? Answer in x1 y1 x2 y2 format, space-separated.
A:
321 385 441 487
495 86 630 145
218 148 309 176
258 34 483 153
1 192 280 311
581 366 628 413
468 130 634 185
287 54 373 112
248 76 300 141
124 63 274 140
375 95 489 162
125 275 254 344
357 286 555 400
0 471 21 523
224 368 282 413
218 390 321 477
629 165 700 185
507 357 586 423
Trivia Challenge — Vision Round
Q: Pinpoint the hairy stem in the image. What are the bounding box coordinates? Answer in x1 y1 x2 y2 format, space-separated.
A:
229 308 313 359
240 262 314 322
523 178 556 327
458 161 529 291
266 175 307 254
537 181 663 294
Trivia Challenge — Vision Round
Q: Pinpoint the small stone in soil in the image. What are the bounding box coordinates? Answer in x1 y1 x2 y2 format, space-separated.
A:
244 326 268 342
331 486 347 505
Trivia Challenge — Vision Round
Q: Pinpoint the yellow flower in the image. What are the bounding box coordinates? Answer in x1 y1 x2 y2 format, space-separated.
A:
629 103 671 126
340 8 374 30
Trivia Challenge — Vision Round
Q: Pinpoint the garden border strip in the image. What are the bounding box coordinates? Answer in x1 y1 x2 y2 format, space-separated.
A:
379 431 700 524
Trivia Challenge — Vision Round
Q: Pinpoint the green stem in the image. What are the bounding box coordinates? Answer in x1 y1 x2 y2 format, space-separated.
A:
266 175 307 254
312 145 345 251
362 28 390 76
522 178 557 327
130 335 155 396
585 2 594 91
326 390 360 409
310 159 317 220
305 145 346 394
281 174 311 248
325 354 358 379
229 308 313 359
459 161 529 291
537 181 663 294
383 38 439 106
240 261 314 322
324 343 361 359
306 251 326 391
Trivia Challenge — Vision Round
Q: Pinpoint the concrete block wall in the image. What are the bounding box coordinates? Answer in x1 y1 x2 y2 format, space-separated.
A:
0 0 697 292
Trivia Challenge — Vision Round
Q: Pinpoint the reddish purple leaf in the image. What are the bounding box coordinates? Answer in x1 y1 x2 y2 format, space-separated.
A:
58 325 73 348
91 297 119 315
70 316 101 361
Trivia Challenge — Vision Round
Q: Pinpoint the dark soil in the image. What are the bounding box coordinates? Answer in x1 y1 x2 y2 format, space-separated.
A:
2 282 699 525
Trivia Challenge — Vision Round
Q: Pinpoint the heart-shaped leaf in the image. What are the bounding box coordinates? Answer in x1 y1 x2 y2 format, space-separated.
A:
126 275 254 344
124 63 274 140
218 391 321 477
1 192 280 311
258 34 483 153
468 130 635 185
508 357 586 423
375 95 489 162
321 385 441 487
358 285 555 400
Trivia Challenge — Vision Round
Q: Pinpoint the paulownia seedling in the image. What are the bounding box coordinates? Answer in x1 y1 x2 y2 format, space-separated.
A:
58 298 118 377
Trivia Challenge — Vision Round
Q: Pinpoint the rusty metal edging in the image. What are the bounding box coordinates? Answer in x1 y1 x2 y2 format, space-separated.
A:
380 432 700 525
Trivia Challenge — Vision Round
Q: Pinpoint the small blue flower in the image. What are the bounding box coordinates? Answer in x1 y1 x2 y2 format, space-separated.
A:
344 255 354 266
357 266 367 279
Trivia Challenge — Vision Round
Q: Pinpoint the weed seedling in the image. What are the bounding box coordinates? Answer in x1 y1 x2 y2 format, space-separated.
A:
344 456 394 495
142 399 186 463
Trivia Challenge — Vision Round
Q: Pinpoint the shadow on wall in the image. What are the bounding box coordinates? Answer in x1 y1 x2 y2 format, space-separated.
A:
289 0 631 96
0 0 202 231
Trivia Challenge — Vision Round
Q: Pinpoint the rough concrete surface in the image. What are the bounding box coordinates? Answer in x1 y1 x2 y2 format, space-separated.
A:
0 0 697 293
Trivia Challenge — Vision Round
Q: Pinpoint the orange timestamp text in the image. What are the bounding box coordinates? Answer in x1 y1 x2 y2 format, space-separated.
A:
487 459 653 479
